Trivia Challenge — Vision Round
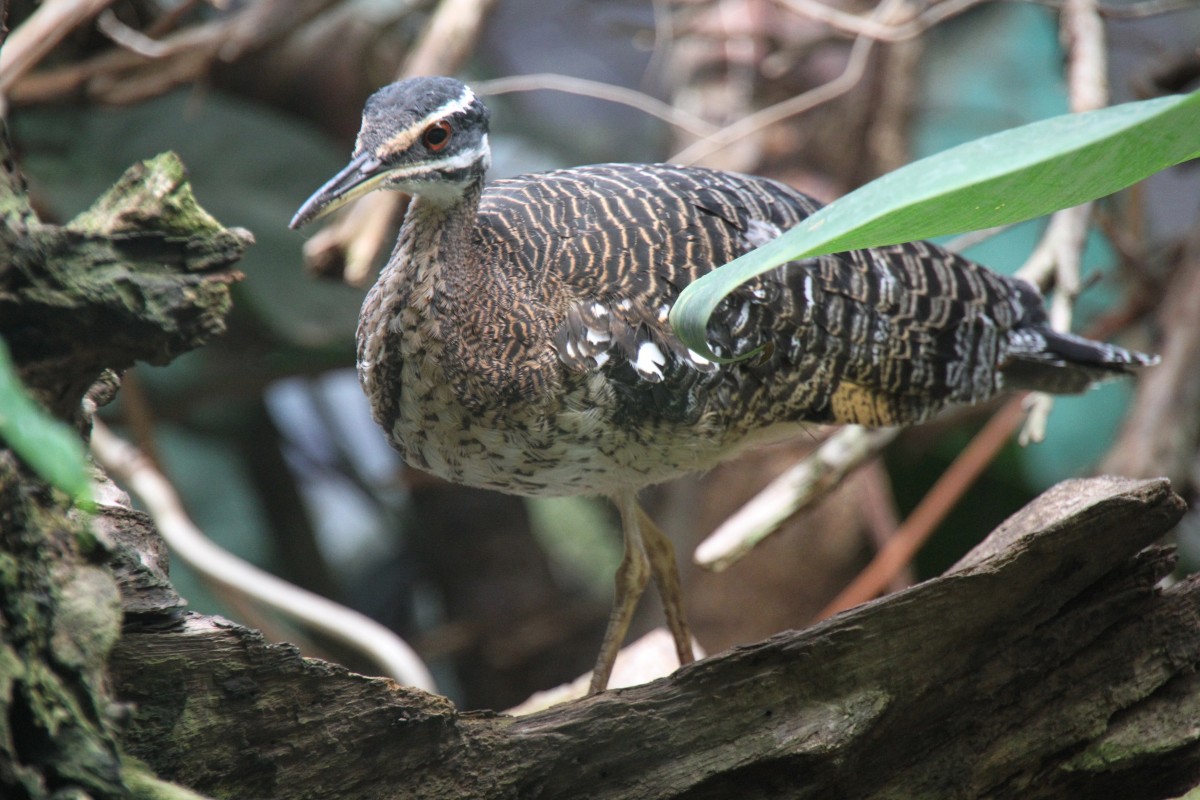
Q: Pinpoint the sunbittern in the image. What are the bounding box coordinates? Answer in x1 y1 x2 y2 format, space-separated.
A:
292 76 1155 693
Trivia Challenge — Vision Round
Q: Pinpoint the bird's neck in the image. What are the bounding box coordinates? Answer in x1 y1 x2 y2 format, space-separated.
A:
361 180 484 363
370 177 553 413
356 180 486 439
363 181 482 338
394 180 483 283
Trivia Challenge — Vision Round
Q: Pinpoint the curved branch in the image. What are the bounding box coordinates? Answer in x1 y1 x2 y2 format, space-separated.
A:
110 477 1200 800
91 420 437 690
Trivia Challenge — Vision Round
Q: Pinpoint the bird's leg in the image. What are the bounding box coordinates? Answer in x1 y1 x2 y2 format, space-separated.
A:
588 493 696 694
636 504 696 669
588 491 651 694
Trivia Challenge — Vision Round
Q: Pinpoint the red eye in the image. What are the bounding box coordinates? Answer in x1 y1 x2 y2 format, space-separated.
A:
422 121 452 152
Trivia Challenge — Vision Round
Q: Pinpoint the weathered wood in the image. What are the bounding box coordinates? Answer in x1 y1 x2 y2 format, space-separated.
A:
0 126 246 800
109 476 1199 800
0 141 248 420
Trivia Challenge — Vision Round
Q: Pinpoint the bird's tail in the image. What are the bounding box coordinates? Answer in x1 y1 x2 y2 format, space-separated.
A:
1001 327 1159 395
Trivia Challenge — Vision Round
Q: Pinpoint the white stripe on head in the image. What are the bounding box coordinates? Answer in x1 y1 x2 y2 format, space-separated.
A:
370 85 482 159
377 138 491 203
384 139 490 180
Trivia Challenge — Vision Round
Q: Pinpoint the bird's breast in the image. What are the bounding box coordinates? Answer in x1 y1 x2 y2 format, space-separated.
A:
375 340 744 496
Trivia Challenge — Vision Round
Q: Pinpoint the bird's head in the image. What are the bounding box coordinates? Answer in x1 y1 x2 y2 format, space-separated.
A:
290 76 491 229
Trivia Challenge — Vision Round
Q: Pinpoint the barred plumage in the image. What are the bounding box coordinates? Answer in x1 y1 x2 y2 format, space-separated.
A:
292 76 1156 693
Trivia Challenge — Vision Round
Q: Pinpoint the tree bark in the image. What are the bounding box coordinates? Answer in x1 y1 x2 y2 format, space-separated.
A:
0 137 248 421
0 127 246 800
108 475 1199 800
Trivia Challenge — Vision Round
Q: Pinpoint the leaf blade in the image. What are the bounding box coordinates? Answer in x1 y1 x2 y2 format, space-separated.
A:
671 91 1200 358
0 339 92 505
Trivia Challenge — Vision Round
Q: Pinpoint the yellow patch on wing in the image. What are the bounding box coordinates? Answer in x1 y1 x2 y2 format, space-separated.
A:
829 382 900 426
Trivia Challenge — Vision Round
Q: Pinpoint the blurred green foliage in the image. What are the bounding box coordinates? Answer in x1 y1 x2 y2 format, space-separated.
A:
0 339 92 505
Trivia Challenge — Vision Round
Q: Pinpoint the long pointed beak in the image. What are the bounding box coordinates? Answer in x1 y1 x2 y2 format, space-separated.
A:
290 151 387 230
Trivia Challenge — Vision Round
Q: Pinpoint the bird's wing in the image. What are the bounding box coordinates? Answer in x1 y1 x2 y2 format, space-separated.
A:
476 163 1106 428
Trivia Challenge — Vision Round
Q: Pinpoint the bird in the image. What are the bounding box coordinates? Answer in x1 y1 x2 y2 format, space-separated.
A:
291 76 1157 694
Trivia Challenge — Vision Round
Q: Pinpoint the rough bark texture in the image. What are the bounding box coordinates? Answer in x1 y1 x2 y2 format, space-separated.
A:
0 139 249 421
0 452 127 800
108 476 1198 800
0 130 246 800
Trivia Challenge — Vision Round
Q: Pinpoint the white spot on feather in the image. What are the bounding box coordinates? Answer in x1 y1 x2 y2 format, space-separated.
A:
593 351 610 368
585 326 609 345
734 301 751 328
872 254 898 296
744 219 783 249
634 341 666 379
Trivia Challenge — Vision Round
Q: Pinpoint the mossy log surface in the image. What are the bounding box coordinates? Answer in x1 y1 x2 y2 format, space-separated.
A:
0 138 248 420
0 130 245 800
110 476 1200 800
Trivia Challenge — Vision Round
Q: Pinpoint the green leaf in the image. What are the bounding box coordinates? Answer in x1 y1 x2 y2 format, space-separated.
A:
0 339 92 505
670 91 1200 359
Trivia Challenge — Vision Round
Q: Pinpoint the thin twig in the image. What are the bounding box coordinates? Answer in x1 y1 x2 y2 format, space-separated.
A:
473 73 718 139
1064 0 1109 114
1016 0 1108 444
1090 0 1200 18
303 191 407 287
815 396 1027 619
400 0 496 77
857 459 911 592
694 425 900 571
643 0 675 94
770 0 993 41
143 0 206 39
670 41 868 165
96 9 170 58
90 420 437 691
1017 204 1092 443
942 224 1021 257
0 0 117 105
668 17 880 165
7 0 347 106
772 0 1200 42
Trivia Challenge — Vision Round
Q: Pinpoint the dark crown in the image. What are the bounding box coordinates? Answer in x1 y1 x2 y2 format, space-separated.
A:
355 76 491 161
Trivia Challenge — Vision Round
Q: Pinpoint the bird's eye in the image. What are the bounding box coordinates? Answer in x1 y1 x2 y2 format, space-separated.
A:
422 121 453 152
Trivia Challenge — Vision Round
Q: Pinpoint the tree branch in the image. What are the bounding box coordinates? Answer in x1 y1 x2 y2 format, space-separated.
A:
0 125 245 800
0 146 248 419
109 476 1199 799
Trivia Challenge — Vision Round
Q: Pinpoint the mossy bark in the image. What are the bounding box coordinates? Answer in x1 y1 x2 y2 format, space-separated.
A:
0 452 125 799
0 124 245 799
109 477 1200 800
0 135 248 421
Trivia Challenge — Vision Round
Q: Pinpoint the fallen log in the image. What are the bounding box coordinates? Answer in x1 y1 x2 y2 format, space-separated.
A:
108 475 1198 799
